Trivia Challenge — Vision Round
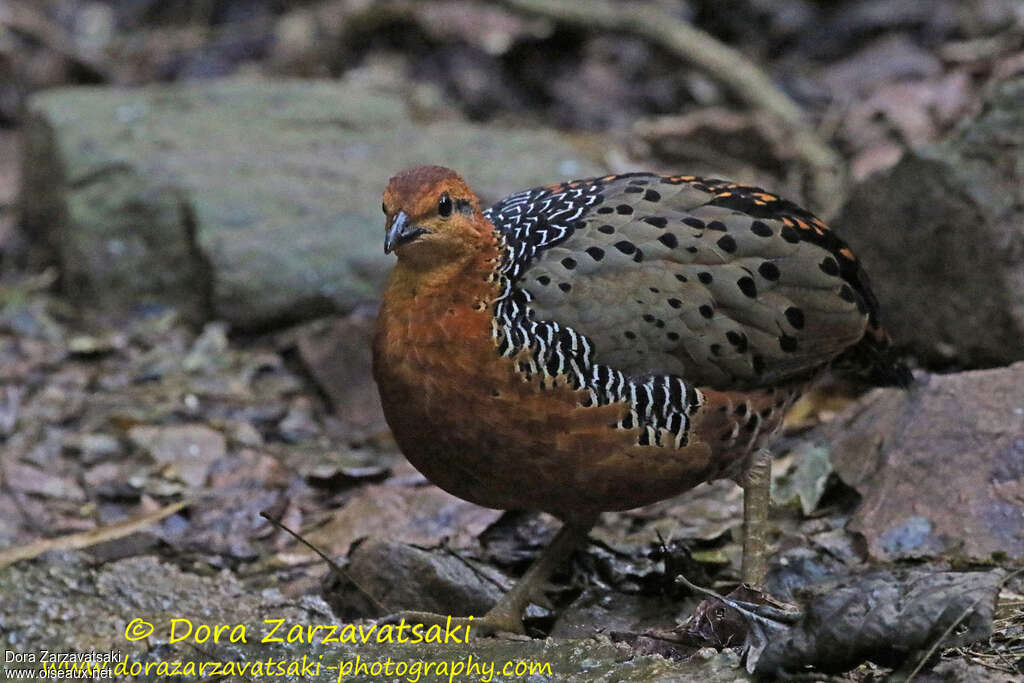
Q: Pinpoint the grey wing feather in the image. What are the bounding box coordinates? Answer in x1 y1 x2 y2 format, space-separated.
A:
498 174 869 389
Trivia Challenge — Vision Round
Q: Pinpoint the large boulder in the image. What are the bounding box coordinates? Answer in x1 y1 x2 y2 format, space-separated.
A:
20 78 602 329
833 76 1024 368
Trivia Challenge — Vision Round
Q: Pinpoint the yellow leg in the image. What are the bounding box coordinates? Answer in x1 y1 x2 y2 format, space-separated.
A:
741 449 772 589
387 515 597 635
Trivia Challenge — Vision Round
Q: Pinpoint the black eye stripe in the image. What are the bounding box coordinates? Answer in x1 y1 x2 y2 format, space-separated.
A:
438 192 453 217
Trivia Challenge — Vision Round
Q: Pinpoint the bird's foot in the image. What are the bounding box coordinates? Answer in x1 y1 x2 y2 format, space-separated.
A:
675 575 801 673
378 518 595 639
378 575 559 638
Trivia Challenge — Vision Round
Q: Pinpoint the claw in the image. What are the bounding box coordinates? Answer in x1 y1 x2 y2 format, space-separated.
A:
376 518 595 638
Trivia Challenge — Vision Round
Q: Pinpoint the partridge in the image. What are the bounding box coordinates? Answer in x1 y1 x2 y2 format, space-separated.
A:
373 166 908 634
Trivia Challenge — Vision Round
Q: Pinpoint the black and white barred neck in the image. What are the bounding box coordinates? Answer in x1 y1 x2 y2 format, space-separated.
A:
481 179 704 449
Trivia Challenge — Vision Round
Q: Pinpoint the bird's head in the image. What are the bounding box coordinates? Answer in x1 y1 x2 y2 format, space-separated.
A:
381 165 487 270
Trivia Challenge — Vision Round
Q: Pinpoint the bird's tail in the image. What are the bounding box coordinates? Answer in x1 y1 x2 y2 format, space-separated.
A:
835 325 912 388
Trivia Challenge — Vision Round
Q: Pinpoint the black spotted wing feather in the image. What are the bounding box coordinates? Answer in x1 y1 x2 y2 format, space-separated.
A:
488 173 873 390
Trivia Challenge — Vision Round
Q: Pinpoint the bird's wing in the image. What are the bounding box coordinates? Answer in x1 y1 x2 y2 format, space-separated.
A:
487 173 874 389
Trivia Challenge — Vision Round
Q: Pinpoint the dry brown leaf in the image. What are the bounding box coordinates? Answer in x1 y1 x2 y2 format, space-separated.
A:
304 484 502 558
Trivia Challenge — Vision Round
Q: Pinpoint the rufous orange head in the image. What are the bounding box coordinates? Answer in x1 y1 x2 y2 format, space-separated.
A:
381 166 487 268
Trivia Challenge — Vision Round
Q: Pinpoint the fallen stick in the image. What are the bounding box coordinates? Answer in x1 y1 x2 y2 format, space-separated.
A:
0 499 188 569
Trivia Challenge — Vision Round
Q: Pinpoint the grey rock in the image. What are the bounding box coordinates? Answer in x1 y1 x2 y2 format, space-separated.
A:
20 78 602 329
330 538 506 619
833 75 1024 368
827 362 1024 562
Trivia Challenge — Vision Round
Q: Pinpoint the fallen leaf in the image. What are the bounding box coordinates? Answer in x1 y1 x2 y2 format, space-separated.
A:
3 459 86 501
754 569 1004 675
771 444 835 516
294 310 389 441
305 484 502 558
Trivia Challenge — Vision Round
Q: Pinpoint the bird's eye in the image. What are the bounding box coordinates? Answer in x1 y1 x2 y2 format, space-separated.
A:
438 192 453 218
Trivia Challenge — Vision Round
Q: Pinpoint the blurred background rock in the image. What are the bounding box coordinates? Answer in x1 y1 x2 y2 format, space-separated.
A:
3 0 1023 365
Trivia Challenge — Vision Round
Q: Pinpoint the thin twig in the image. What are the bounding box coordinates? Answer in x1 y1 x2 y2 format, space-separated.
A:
258 510 391 616
442 545 512 593
675 574 802 626
0 499 188 569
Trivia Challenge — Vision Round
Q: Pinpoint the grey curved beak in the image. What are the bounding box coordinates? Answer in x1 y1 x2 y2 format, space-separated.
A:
384 211 427 254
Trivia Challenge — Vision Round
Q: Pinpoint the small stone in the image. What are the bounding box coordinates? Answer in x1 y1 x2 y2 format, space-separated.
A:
230 421 264 448
182 322 231 373
5 460 86 501
67 335 117 356
63 433 121 464
325 539 506 619
278 397 320 443
128 424 226 488
94 481 142 503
